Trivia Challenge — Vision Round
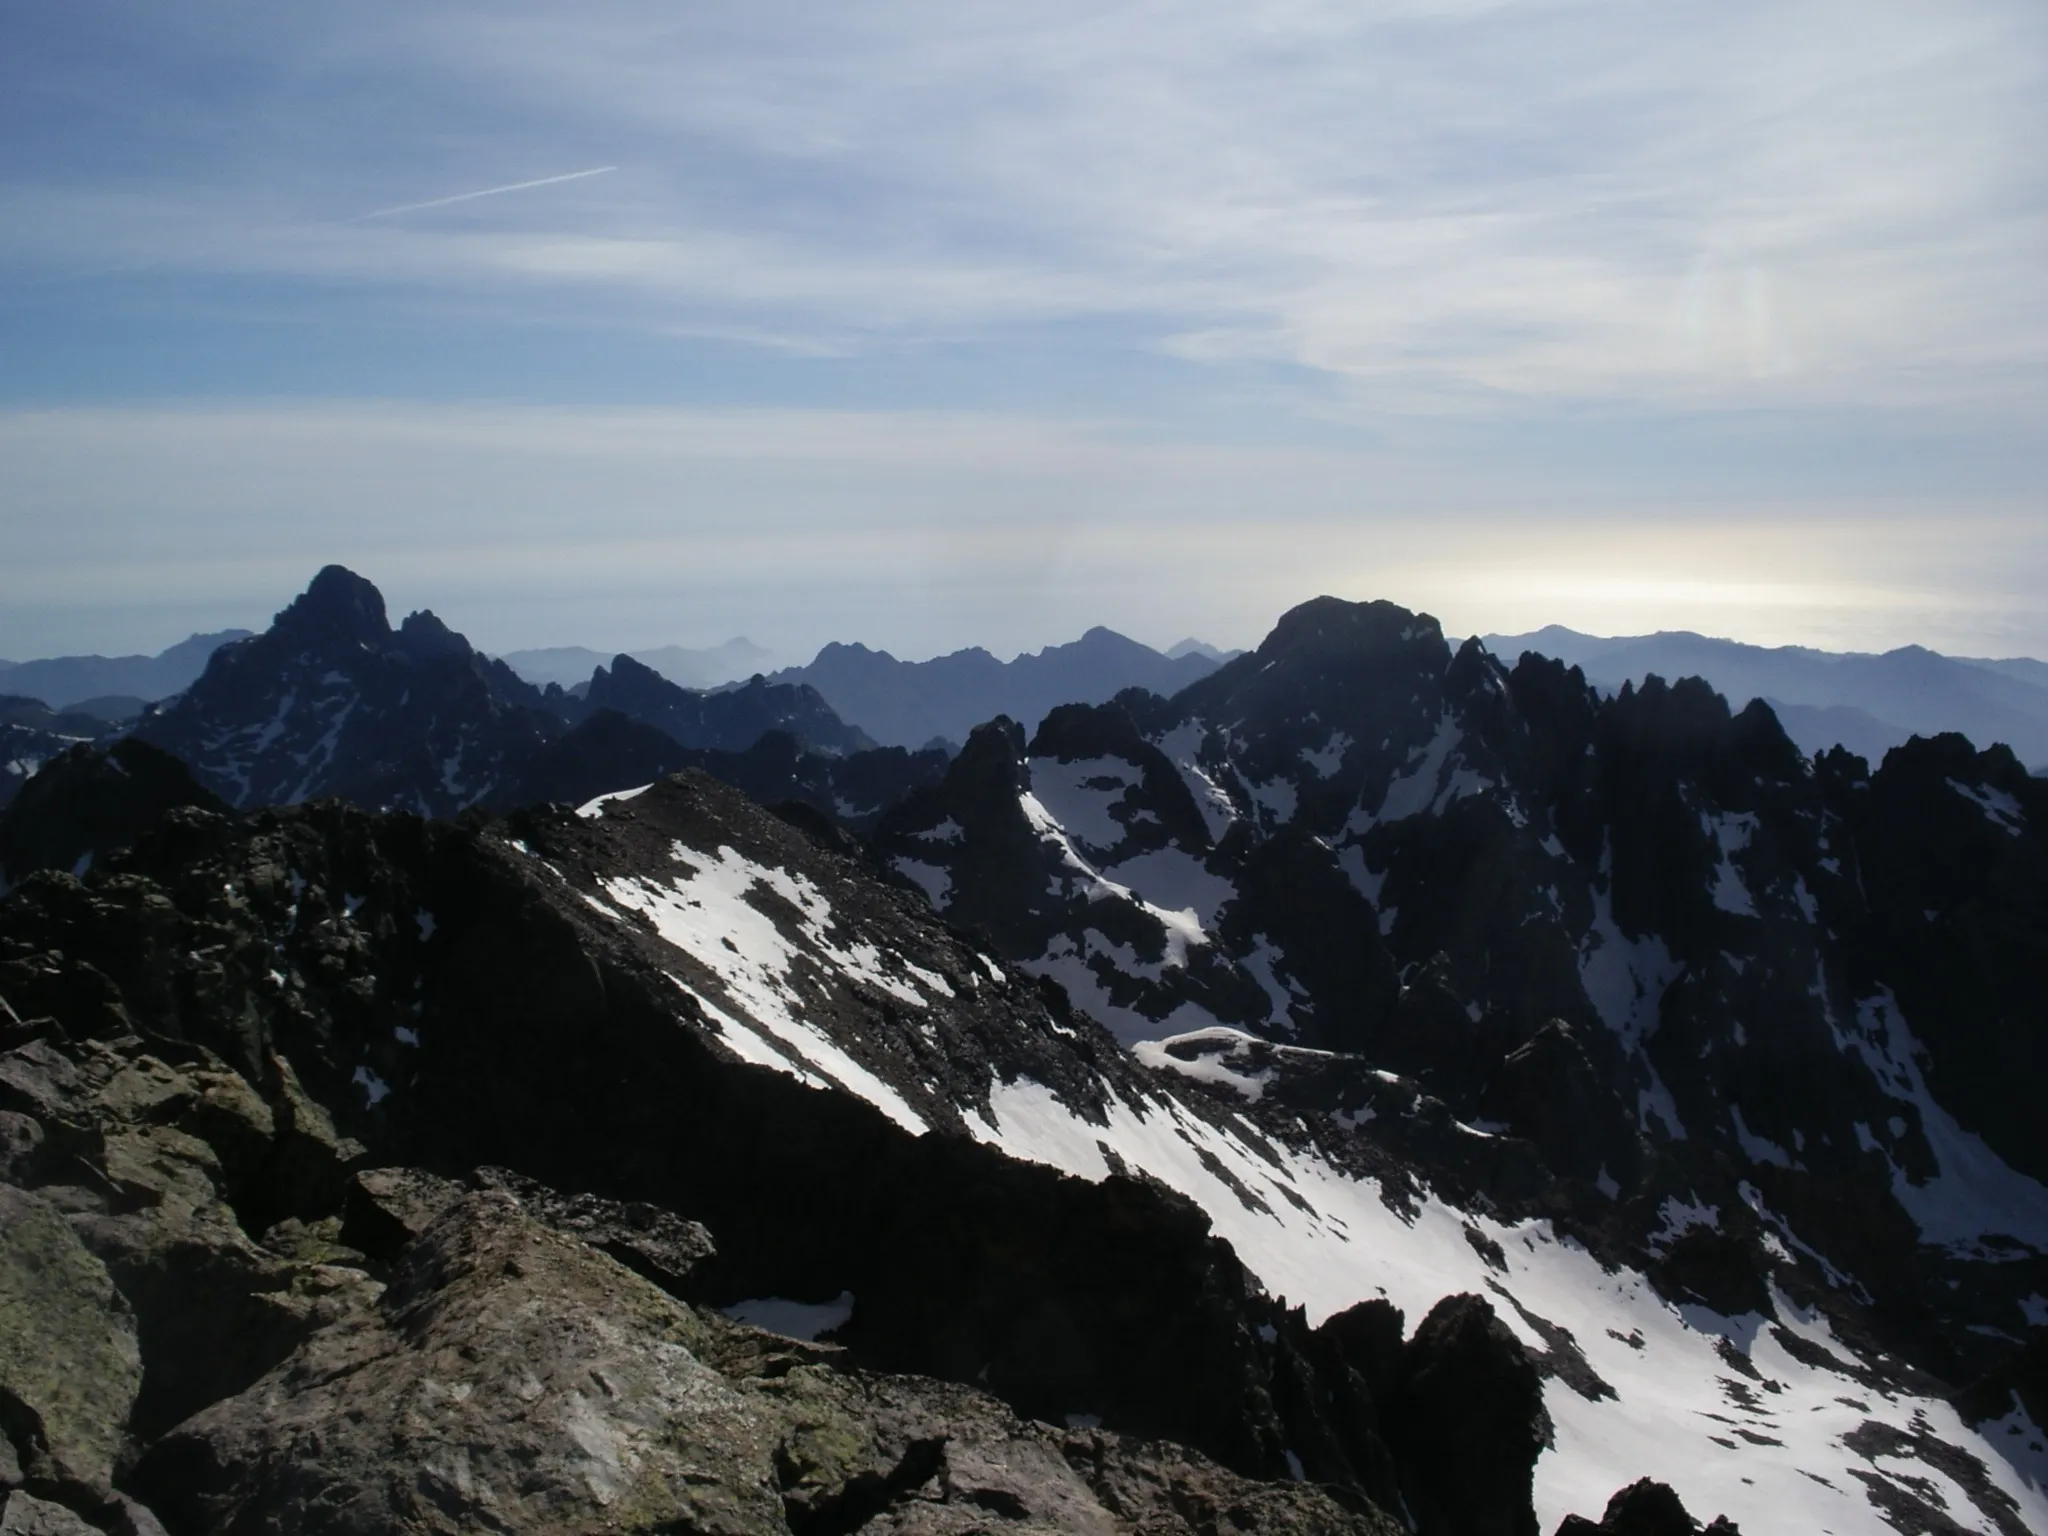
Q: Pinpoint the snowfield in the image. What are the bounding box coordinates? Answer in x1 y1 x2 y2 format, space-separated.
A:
572 790 2048 1535
967 1074 2048 1536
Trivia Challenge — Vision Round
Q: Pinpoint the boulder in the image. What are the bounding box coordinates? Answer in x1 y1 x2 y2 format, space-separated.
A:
0 1493 101 1536
0 1186 142 1496
136 1191 1396 1535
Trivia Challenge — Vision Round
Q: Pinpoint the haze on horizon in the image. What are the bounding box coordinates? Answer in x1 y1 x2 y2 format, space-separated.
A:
3 1 2044 666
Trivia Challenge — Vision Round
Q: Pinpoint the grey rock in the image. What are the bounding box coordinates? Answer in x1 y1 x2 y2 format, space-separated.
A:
0 1186 142 1495
136 1192 1394 1535
0 1492 102 1536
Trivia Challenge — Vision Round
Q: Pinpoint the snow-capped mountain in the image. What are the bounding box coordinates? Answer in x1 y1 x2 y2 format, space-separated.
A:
7 585 2045 1534
869 598 2048 1423
125 567 884 818
6 751 2036 1533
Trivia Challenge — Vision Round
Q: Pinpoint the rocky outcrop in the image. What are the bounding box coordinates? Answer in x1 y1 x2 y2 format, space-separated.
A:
0 1185 142 1500
137 1191 1399 1535
1553 1477 1741 1534
0 740 224 890
1386 1295 1548 1536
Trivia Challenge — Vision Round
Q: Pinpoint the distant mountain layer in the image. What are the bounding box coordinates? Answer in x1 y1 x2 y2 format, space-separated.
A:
0 629 252 710
764 628 1225 749
126 566 877 819
1484 625 2048 768
499 638 773 691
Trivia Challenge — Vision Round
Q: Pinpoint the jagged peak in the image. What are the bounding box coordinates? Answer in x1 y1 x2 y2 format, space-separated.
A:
1258 596 1448 663
270 565 390 648
395 609 472 661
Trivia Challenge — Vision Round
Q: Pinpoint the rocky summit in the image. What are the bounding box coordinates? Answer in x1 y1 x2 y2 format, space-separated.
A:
0 585 2044 1536
111 567 924 828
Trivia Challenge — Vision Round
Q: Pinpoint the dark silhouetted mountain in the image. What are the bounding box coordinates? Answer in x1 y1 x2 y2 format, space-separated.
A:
505 711 944 828
579 653 873 757
1484 624 2048 766
499 637 772 690
55 694 151 724
764 626 1224 749
86 569 877 824
0 735 225 889
0 694 126 809
0 629 252 710
131 566 564 816
1166 638 1246 663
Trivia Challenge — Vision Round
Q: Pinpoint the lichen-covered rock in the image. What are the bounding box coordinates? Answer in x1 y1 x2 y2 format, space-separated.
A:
135 1192 1396 1535
0 1491 103 1536
0 1186 142 1496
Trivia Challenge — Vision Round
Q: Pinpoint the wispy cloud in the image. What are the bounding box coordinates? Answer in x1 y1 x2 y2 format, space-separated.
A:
4 1 2043 414
354 165 617 221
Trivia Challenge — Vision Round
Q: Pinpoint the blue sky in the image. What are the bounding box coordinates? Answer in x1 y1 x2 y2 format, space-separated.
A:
3 0 2044 663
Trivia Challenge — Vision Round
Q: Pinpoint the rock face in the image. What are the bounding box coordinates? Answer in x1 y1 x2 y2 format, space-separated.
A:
132 567 564 816
0 1185 143 1498
1389 1296 1548 1536
1552 1477 1741 1534
137 1191 1396 1536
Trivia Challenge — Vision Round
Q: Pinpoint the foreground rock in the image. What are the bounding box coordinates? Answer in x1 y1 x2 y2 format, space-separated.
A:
139 1191 1395 1535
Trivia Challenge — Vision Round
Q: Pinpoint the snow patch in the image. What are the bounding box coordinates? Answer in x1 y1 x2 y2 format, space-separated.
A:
576 783 652 819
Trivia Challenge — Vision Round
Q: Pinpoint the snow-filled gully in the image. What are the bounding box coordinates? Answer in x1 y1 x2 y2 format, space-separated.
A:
568 805 2045 1535
967 1076 2048 1536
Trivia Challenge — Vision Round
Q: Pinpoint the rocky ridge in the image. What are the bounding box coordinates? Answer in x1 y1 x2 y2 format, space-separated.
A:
0 776 1601 1535
2 757 2029 1531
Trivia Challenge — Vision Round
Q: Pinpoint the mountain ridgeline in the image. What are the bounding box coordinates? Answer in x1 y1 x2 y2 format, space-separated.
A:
103 565 927 830
1485 624 2048 772
2 573 2046 1535
761 629 1227 749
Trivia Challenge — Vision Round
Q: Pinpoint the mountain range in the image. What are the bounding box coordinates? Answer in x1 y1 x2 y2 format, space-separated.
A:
1486 626 2048 771
499 637 775 692
0 630 251 715
757 630 1230 750
2 572 2046 1535
99 566 903 825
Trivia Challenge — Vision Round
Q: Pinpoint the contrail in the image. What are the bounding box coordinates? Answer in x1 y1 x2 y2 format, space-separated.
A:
355 166 618 221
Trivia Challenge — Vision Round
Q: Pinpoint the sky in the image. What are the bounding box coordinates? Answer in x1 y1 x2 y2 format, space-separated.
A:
2 0 2044 665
